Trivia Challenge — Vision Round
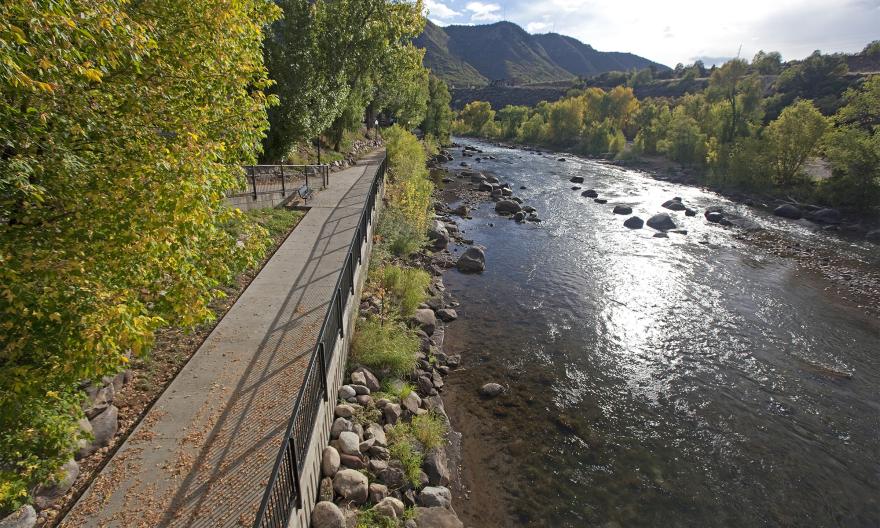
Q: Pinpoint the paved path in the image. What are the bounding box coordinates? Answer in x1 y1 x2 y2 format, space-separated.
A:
62 150 385 528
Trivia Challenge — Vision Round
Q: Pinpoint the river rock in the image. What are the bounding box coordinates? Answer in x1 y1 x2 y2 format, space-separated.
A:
436 308 457 322
375 497 406 519
514 211 526 222
338 431 360 456
370 483 390 503
331 417 353 439
623 216 644 229
774 204 803 219
646 213 677 231
427 220 450 249
80 404 118 458
453 204 469 217
413 507 463 528
570 176 584 183
809 208 842 224
485 175 500 184
662 199 686 211
424 448 451 486
378 465 408 488
581 189 598 198
413 309 437 335
312 501 345 528
418 486 452 509
384 403 402 425
333 469 368 504
352 367 380 392
33 459 79 509
338 385 356 400
334 404 354 419
322 446 340 477
685 208 697 216
612 205 632 215
456 246 485 273
402 391 422 414
706 211 723 223
366 423 387 446
479 383 504 398
653 232 668 238
495 200 522 214
478 181 492 191
0 506 36 528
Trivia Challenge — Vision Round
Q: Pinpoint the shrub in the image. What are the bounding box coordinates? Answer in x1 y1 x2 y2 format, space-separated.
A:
387 432 424 487
373 265 430 317
351 319 419 377
376 208 427 258
409 413 447 451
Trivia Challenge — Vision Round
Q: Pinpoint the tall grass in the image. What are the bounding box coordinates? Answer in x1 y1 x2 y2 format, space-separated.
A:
373 264 430 317
351 318 419 377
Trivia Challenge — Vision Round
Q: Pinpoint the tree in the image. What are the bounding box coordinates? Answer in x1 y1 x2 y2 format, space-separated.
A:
547 97 585 146
518 113 546 143
752 50 783 75
708 59 763 144
458 101 495 136
372 44 429 129
1 0 279 509
658 109 708 165
765 100 829 185
422 75 453 144
497 105 530 140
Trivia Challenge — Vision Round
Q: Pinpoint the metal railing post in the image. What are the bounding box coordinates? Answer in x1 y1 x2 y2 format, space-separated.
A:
280 164 286 196
317 343 328 402
336 288 344 338
250 167 258 200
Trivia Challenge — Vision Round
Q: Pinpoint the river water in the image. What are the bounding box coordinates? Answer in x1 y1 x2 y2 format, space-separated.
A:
438 139 880 527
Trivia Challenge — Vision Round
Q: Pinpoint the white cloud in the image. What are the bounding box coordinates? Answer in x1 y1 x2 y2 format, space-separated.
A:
526 21 550 33
466 1 502 22
424 0 460 22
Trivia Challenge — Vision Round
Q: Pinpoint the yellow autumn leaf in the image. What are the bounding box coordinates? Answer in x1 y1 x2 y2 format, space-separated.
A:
84 68 103 82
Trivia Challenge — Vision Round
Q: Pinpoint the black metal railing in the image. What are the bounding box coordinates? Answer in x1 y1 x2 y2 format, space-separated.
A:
252 156 386 528
228 164 330 200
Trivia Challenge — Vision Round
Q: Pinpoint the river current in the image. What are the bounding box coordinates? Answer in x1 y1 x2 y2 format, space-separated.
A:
438 138 880 527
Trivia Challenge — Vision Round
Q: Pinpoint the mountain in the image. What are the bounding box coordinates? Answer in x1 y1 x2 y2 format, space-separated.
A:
415 20 668 87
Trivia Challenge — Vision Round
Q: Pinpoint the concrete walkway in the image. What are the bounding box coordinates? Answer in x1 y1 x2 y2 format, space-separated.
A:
61 150 386 528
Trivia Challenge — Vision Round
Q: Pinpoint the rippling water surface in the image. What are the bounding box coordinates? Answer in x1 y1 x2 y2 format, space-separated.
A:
439 139 880 527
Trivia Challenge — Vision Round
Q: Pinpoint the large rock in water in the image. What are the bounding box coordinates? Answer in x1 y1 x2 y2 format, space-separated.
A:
570 176 584 183
494 200 521 214
612 205 632 215
413 507 463 528
646 213 677 231
456 246 485 273
311 501 346 528
427 220 450 249
581 189 599 198
773 204 803 219
333 469 368 504
662 199 686 211
623 216 644 229
808 208 841 224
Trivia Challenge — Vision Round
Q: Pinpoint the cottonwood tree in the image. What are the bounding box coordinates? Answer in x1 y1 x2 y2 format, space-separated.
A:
765 100 828 185
0 0 279 508
421 75 453 144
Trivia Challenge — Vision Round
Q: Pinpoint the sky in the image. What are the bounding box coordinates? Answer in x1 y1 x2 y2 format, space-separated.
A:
423 0 880 67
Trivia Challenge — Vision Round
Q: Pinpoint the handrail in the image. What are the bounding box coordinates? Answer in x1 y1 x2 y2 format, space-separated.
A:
252 156 386 528
229 163 330 200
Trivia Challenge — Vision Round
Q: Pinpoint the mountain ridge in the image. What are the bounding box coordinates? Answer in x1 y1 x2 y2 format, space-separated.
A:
415 20 668 87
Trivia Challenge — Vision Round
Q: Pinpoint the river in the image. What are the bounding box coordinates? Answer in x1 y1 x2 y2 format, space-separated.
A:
437 138 880 527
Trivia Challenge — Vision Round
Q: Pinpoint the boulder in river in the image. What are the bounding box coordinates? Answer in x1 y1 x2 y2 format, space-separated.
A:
773 204 803 220
456 246 486 273
612 205 632 215
662 199 687 211
706 211 723 223
623 216 644 229
685 208 697 216
594 198 607 204
412 309 437 335
808 208 841 224
570 176 584 184
581 189 599 198
427 220 449 249
495 200 522 214
514 211 526 222
646 213 677 231
479 383 504 398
